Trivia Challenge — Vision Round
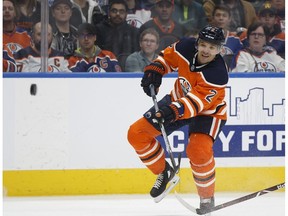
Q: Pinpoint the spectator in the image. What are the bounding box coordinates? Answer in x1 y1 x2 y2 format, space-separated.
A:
125 28 159 72
139 0 186 52
239 2 285 59
72 0 107 25
14 22 71 72
95 0 140 70
3 44 17 72
172 0 208 33
68 23 122 72
3 0 31 54
50 0 78 58
271 0 285 31
14 0 41 33
212 5 243 70
49 0 84 29
125 0 152 28
258 2 285 58
232 22 284 72
203 0 258 32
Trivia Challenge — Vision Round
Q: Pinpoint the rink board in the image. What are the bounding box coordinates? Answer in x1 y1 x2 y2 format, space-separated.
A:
3 167 285 196
3 73 285 196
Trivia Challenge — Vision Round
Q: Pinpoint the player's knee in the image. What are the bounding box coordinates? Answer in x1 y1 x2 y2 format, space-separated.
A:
127 117 155 150
127 122 139 147
186 133 213 165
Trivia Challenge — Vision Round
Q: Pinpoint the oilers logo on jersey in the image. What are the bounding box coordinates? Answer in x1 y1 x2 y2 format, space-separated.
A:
179 77 192 95
220 46 233 56
87 64 106 73
255 61 277 72
37 65 62 72
6 42 24 54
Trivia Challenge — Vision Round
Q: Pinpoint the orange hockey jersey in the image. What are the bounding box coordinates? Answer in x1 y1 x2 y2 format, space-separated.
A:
155 38 228 120
3 26 31 54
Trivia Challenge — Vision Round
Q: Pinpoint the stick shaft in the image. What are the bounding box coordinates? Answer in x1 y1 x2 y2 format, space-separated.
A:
198 182 285 214
149 84 177 169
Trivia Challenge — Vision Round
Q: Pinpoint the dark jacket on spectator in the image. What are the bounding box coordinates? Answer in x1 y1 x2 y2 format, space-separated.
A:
139 18 186 52
51 25 78 58
172 1 208 33
95 19 140 70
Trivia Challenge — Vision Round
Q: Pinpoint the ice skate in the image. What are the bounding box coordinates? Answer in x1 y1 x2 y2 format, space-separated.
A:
150 161 180 202
200 197 215 216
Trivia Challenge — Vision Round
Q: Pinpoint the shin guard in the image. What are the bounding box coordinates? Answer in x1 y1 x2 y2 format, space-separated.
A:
127 117 165 174
186 133 215 198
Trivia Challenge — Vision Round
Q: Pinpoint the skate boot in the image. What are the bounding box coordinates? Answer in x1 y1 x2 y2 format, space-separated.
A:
150 161 177 200
200 197 215 216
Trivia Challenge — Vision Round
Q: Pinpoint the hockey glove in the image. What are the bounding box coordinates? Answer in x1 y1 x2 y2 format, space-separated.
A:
152 102 184 124
141 62 165 97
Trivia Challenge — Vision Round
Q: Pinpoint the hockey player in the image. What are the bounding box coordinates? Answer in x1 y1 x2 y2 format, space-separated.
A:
127 26 228 215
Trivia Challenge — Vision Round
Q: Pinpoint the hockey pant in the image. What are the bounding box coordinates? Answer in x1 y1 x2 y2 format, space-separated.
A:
127 94 226 198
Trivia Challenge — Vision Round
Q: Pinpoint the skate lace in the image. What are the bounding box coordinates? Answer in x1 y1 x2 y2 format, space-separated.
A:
153 173 164 189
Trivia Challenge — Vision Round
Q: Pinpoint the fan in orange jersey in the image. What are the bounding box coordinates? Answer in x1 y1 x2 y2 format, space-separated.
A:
127 25 228 216
3 0 31 54
14 22 71 72
3 44 17 72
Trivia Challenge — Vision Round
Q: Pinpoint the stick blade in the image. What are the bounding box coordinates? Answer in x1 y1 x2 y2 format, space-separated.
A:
174 191 200 214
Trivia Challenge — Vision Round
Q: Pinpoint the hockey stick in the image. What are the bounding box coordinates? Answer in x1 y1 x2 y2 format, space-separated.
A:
175 182 285 215
149 84 181 173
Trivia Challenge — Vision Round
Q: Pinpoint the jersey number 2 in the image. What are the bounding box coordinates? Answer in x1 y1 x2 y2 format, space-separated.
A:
205 89 217 103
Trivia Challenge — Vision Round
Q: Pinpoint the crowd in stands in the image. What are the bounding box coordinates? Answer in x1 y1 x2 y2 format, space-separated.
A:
3 0 285 72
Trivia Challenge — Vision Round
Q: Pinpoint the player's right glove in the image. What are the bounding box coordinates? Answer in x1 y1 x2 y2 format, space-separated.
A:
141 62 165 97
152 101 184 124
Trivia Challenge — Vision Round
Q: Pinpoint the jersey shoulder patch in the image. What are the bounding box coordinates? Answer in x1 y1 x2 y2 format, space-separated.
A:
202 56 228 85
175 37 197 61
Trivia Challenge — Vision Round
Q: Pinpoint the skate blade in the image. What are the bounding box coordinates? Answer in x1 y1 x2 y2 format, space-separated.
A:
154 175 180 203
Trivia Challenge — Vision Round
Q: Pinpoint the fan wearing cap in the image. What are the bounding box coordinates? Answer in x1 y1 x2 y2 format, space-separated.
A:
258 1 285 58
127 26 228 216
50 0 78 58
139 0 186 52
239 1 285 58
68 23 122 72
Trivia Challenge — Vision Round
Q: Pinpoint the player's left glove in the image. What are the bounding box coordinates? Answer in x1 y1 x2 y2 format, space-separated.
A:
141 62 165 97
152 102 184 124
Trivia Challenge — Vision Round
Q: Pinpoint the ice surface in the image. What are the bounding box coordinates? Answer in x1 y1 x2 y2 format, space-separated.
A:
3 192 285 216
